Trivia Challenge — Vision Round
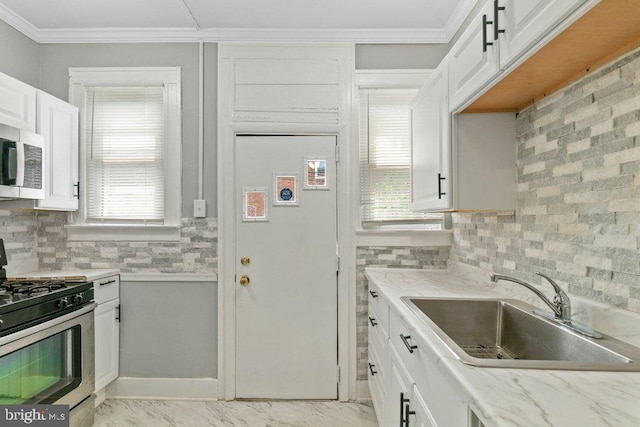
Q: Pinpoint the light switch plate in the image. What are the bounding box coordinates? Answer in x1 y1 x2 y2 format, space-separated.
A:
194 200 206 218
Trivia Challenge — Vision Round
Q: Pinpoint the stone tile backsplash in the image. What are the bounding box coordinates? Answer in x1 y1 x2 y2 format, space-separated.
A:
356 246 449 380
36 212 217 274
0 209 38 266
451 48 640 313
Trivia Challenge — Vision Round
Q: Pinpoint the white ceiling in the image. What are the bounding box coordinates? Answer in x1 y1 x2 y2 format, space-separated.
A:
0 0 478 43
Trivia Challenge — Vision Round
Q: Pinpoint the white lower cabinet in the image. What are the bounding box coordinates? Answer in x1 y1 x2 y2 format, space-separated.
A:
411 385 437 427
94 275 120 393
95 298 120 391
369 292 468 426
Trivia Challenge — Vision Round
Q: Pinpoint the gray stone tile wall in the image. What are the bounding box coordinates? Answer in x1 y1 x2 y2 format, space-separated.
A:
0 209 38 265
36 212 217 274
356 246 449 380
451 48 640 313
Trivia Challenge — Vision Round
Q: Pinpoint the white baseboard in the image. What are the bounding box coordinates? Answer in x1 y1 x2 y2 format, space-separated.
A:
94 388 107 407
355 380 371 401
106 377 218 401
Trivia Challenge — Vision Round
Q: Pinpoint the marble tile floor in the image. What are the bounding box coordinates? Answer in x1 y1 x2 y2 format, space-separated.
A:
94 399 379 427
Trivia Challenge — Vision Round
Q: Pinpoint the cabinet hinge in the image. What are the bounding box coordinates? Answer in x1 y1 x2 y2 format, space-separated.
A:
336 366 341 383
335 145 340 163
116 304 121 323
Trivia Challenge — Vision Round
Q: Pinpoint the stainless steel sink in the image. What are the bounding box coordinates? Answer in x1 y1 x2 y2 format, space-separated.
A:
402 297 640 371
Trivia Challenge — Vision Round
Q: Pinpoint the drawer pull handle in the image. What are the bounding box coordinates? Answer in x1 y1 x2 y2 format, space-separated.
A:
400 334 418 354
100 279 117 286
482 14 494 52
493 0 505 40
400 392 410 426
369 290 378 298
368 363 377 376
405 403 416 427
438 173 446 199
369 317 378 327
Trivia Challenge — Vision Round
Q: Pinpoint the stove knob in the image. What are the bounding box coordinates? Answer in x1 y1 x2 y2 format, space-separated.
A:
72 294 83 304
56 297 69 309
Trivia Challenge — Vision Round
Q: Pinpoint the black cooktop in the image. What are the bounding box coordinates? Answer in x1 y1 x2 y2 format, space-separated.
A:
0 279 94 337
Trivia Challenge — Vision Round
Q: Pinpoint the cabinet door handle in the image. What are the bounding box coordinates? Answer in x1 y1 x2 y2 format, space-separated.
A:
368 363 377 376
400 334 418 354
369 317 378 327
494 0 505 40
405 403 416 427
483 14 494 52
400 392 410 427
115 304 121 323
100 279 117 286
369 290 378 298
438 173 446 199
73 182 80 199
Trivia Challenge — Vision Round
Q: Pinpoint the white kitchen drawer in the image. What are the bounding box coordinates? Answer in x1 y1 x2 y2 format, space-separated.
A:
390 308 467 426
368 341 387 426
94 275 120 304
368 308 388 361
368 284 389 337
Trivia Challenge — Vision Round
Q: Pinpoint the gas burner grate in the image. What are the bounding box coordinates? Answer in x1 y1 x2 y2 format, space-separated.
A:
1 279 66 296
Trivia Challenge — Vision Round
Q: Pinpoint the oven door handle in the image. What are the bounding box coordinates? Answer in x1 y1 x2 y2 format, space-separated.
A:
15 142 24 187
0 303 96 347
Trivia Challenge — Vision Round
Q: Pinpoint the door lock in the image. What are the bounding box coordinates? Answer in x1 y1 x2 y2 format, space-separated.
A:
239 275 250 286
241 256 250 266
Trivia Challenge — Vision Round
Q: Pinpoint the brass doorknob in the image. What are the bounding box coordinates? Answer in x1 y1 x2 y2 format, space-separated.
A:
239 275 250 286
241 256 250 266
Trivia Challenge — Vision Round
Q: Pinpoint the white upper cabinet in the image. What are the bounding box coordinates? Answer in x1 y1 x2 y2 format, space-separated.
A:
0 72 36 132
498 0 590 69
449 0 501 111
36 91 79 211
410 57 451 212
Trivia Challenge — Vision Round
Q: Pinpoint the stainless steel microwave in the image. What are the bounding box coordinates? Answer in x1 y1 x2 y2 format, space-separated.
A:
0 123 44 199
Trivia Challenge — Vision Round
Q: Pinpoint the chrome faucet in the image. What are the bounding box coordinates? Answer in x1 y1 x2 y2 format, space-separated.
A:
490 272 571 323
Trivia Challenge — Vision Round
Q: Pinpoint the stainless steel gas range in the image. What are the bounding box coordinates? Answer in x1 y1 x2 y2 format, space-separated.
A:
0 242 95 427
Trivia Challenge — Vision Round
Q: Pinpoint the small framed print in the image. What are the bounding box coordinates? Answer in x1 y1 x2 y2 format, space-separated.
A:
242 187 268 221
273 173 299 206
304 158 328 190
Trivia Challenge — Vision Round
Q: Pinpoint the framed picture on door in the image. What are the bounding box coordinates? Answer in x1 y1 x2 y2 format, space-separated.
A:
272 173 299 206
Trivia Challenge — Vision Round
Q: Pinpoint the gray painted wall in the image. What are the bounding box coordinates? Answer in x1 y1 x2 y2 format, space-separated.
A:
119 280 218 378
38 42 218 217
355 44 449 70
0 20 39 87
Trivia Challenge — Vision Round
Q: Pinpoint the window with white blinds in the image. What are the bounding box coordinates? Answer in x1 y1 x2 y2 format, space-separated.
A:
85 86 166 222
359 88 441 226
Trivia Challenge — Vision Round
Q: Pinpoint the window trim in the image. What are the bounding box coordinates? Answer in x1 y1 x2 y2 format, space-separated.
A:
355 69 442 232
68 67 182 241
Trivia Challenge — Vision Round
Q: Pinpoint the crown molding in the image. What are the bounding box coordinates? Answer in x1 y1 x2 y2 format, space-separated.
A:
0 22 449 44
0 3 41 42
0 1 479 44
443 0 479 42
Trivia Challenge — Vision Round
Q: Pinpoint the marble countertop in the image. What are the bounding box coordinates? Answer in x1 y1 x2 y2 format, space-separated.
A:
11 269 120 282
365 267 640 427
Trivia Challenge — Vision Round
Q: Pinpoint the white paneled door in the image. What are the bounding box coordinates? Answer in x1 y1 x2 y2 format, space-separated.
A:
235 135 338 399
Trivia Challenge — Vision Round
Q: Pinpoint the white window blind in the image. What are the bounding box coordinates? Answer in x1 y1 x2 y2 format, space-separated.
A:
360 88 439 225
85 86 166 222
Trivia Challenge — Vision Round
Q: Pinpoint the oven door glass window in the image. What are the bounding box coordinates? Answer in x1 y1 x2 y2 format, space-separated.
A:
0 326 81 404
